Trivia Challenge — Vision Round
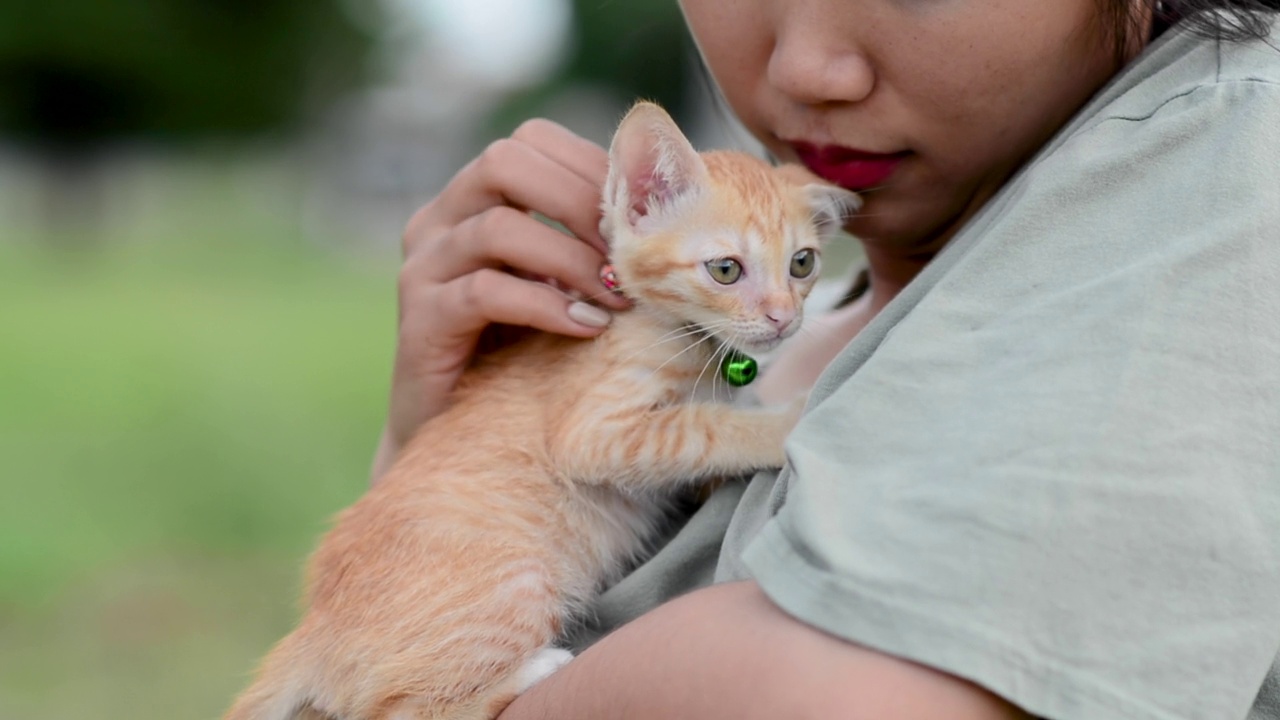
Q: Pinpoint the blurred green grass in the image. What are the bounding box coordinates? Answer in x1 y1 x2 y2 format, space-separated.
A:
0 180 397 718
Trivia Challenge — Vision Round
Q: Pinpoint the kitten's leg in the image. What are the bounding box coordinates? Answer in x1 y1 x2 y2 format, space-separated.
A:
554 397 805 490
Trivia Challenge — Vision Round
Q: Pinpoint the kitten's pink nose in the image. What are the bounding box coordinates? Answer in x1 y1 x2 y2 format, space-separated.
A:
765 307 797 334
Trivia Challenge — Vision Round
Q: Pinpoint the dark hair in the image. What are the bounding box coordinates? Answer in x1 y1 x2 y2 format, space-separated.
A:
1164 0 1280 40
1099 0 1280 63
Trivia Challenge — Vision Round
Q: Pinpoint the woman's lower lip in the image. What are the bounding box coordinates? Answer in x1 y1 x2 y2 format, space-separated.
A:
791 143 908 191
809 158 904 191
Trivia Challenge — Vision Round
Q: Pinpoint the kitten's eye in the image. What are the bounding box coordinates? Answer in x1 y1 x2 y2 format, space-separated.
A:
705 258 742 285
790 249 817 279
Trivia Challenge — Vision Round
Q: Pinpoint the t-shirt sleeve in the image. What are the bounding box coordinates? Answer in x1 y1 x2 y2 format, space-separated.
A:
742 79 1280 720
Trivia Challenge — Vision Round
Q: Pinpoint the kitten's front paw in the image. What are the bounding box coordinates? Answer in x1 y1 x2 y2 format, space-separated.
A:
514 647 574 694
749 394 808 468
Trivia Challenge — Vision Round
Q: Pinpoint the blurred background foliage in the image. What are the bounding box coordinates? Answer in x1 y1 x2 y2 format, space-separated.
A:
0 1 726 718
0 0 373 148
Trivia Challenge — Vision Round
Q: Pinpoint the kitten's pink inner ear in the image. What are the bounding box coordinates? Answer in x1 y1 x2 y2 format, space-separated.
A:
607 103 707 225
628 165 672 219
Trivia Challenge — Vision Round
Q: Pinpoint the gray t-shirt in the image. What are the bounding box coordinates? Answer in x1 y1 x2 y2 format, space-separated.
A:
573 18 1280 720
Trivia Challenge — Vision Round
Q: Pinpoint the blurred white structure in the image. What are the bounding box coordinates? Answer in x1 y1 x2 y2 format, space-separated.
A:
415 0 573 88
304 0 577 252
306 0 767 255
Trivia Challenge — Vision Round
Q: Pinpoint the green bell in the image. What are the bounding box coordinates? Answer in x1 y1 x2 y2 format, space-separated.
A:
720 350 758 388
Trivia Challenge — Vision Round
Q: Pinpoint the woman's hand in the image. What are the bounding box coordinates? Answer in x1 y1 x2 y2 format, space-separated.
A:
373 120 629 482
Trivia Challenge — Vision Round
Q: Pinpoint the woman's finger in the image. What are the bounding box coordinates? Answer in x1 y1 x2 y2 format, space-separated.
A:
509 119 609 189
405 269 612 347
409 206 627 309
431 137 609 253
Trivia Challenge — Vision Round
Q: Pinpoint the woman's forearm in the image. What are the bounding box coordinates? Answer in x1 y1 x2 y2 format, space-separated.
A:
500 581 1025 720
369 426 399 485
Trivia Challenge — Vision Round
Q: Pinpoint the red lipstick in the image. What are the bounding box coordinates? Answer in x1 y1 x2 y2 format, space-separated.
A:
791 142 907 191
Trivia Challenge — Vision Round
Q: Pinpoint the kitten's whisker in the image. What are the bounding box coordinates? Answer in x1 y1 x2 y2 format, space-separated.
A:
619 322 730 367
716 333 741 402
699 333 736 404
646 322 733 381
646 335 715 382
690 335 728 404
709 340 733 404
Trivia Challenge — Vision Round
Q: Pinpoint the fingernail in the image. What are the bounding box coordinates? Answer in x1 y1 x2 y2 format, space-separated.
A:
568 301 611 328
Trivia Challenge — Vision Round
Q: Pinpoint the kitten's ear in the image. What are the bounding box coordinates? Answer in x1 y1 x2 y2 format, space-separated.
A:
802 183 862 240
603 102 708 228
774 163 861 240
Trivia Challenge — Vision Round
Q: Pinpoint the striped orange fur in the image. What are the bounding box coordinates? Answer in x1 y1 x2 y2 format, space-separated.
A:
223 102 859 720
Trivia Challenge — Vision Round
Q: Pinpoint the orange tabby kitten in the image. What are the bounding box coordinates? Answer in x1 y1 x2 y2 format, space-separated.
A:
224 101 859 720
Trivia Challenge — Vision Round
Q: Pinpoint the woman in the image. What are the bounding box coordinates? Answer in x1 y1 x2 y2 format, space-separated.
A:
381 1 1280 717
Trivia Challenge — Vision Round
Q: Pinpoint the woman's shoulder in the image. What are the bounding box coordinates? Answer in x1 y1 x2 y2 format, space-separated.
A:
1095 16 1280 125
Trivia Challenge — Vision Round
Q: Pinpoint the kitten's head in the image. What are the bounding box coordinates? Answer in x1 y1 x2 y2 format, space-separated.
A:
600 101 861 354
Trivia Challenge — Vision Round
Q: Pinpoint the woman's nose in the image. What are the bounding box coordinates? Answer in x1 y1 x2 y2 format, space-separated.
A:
766 25 875 106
